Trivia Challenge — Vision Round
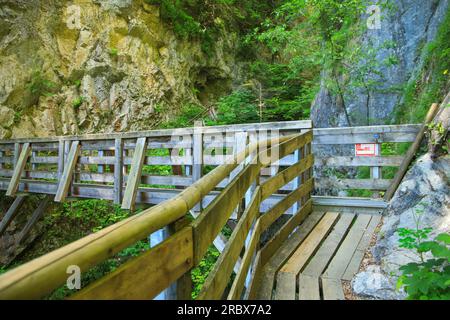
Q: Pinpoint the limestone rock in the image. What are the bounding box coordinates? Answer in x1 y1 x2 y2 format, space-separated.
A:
311 0 450 127
0 0 241 139
352 265 406 300
353 153 450 299
0 105 14 128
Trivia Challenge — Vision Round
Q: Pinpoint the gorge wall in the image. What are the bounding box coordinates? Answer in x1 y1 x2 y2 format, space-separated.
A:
0 0 243 139
311 0 449 128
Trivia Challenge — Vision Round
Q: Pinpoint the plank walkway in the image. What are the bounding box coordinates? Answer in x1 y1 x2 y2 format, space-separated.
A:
255 211 381 300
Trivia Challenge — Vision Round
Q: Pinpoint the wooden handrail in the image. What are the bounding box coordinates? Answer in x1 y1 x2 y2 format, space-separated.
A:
0 132 302 299
0 120 312 144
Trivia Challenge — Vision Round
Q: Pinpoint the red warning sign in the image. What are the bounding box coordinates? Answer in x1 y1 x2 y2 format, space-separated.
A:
355 144 377 157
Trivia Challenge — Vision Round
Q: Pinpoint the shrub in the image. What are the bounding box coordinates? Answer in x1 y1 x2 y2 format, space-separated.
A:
397 232 450 300
396 207 450 300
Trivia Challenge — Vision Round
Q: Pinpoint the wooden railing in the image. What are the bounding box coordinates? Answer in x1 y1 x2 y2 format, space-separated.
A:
0 120 311 212
312 124 422 198
0 130 314 300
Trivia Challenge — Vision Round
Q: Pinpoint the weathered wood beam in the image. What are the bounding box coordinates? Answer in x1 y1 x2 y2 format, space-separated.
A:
54 141 81 202
6 143 31 197
71 227 194 300
0 195 27 236
121 137 147 211
384 103 441 200
17 195 52 244
114 138 124 205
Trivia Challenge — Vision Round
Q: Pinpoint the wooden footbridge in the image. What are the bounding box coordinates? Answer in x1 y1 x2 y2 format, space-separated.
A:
0 117 430 300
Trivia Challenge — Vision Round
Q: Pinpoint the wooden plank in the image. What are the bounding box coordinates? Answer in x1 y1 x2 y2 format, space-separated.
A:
57 140 65 180
323 214 372 279
301 214 355 278
298 214 355 300
54 141 81 202
0 195 27 236
123 156 193 166
275 212 339 300
260 178 313 232
277 130 313 161
342 215 381 281
71 227 193 300
315 178 391 190
227 220 261 300
384 103 440 200
121 137 147 211
256 212 324 300
315 156 403 167
13 143 20 166
312 196 388 209
313 132 417 145
298 275 320 300
0 196 189 299
0 120 312 145
198 188 260 300
314 124 421 136
6 143 31 197
260 200 313 265
17 195 52 244
314 205 383 216
192 164 260 265
114 138 124 205
321 277 345 300
260 154 314 199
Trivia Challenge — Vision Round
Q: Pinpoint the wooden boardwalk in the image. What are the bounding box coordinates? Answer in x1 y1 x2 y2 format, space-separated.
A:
0 119 426 300
256 210 381 300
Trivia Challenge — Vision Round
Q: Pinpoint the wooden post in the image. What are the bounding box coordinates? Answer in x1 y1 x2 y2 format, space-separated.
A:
13 143 20 167
57 140 65 180
185 147 192 176
230 131 247 219
6 143 31 197
166 217 192 300
371 143 381 198
193 121 203 212
245 131 258 208
114 138 124 205
0 195 27 236
384 103 440 201
98 150 104 174
121 137 147 211
31 151 37 172
54 141 81 202
151 217 192 300
292 148 301 213
17 195 52 244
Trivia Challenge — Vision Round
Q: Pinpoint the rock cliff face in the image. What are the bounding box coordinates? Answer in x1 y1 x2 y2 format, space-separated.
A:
0 0 241 139
311 0 449 128
352 153 450 299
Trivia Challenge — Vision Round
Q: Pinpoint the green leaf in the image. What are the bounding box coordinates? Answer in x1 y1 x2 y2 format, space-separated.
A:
436 233 450 244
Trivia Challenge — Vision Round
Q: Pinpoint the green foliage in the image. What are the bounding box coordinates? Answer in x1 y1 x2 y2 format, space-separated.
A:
211 89 259 125
162 103 207 128
47 240 149 300
395 8 450 123
26 70 57 103
72 96 85 110
191 245 220 299
397 231 450 300
396 205 450 300
144 0 274 54
59 199 131 233
109 47 119 56
73 79 82 88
